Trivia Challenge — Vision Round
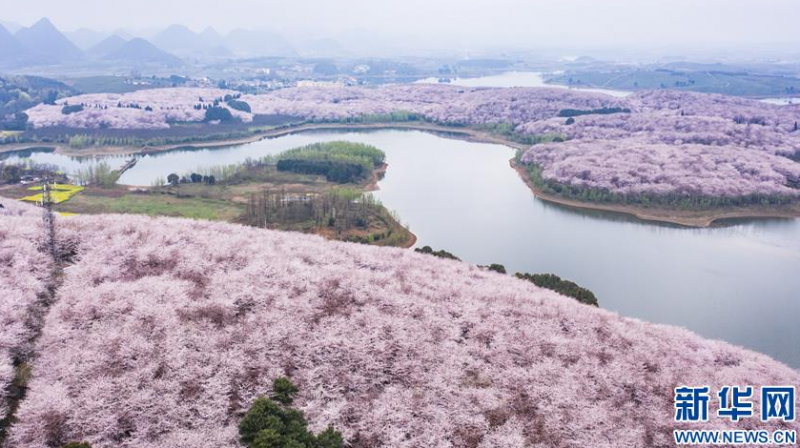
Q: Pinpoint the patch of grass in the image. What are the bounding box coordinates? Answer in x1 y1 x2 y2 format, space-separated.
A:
56 192 244 221
13 363 32 388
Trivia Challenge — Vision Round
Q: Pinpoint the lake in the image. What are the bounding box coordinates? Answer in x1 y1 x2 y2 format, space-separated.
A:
760 97 800 106
415 71 633 97
4 129 800 368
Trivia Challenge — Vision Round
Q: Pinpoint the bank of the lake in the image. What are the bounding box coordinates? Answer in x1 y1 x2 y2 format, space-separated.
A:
5 121 799 227
0 122 525 157
510 159 800 228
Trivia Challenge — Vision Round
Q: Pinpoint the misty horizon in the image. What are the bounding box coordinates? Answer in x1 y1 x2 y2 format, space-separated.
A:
2 0 800 59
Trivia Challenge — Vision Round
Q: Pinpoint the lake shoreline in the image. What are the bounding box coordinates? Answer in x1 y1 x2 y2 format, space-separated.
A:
0 122 530 157
510 159 800 227
4 121 798 226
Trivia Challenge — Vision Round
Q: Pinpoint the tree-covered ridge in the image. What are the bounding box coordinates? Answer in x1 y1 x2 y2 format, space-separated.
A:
2 207 798 447
0 75 75 130
0 76 75 115
276 141 385 183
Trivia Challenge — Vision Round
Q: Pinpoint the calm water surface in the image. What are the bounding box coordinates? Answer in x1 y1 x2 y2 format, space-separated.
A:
416 71 632 97
5 129 799 368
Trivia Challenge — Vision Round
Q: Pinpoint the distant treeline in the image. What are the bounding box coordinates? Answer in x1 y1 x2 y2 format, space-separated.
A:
516 273 599 307
244 188 404 244
2 114 303 148
558 107 631 118
313 110 426 124
276 141 386 183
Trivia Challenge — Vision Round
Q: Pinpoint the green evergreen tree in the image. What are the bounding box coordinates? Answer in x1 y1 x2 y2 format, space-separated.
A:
239 378 344 448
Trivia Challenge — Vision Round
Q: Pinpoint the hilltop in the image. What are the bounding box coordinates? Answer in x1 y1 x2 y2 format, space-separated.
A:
0 200 798 447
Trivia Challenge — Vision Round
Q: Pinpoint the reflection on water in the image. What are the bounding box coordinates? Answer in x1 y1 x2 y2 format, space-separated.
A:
4 129 800 368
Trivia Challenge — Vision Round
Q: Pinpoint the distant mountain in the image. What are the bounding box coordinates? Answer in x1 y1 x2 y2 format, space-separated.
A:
66 28 110 50
14 18 83 62
87 35 128 58
199 27 226 47
0 19 22 34
151 24 233 58
225 29 295 57
152 24 198 53
0 23 29 63
103 38 182 66
113 28 136 40
297 38 352 58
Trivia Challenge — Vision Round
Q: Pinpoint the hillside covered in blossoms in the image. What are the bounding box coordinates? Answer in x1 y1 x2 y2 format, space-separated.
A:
21 84 800 201
1 200 798 448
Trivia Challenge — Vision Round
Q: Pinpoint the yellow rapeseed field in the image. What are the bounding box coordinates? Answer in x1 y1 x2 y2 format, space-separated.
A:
20 183 85 204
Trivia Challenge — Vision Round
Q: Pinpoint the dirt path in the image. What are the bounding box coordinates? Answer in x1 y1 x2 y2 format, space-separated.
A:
0 199 68 445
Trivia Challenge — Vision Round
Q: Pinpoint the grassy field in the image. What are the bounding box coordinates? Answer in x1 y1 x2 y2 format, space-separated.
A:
64 76 175 94
56 191 245 221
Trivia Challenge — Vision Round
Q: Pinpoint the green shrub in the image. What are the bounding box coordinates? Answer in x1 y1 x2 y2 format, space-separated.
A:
227 99 252 113
239 378 344 448
414 246 460 261
204 106 235 123
316 426 344 448
486 264 506 274
272 377 299 405
61 104 84 115
516 272 599 307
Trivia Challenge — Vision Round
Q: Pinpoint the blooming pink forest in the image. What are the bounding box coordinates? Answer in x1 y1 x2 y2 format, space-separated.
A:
1 200 799 448
24 85 800 198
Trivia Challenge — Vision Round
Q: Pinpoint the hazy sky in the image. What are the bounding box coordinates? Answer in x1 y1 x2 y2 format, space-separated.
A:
2 0 799 50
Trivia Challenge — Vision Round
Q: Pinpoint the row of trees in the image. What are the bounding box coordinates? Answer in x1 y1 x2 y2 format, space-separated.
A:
244 188 383 235
558 107 632 118
165 172 216 186
74 162 119 187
